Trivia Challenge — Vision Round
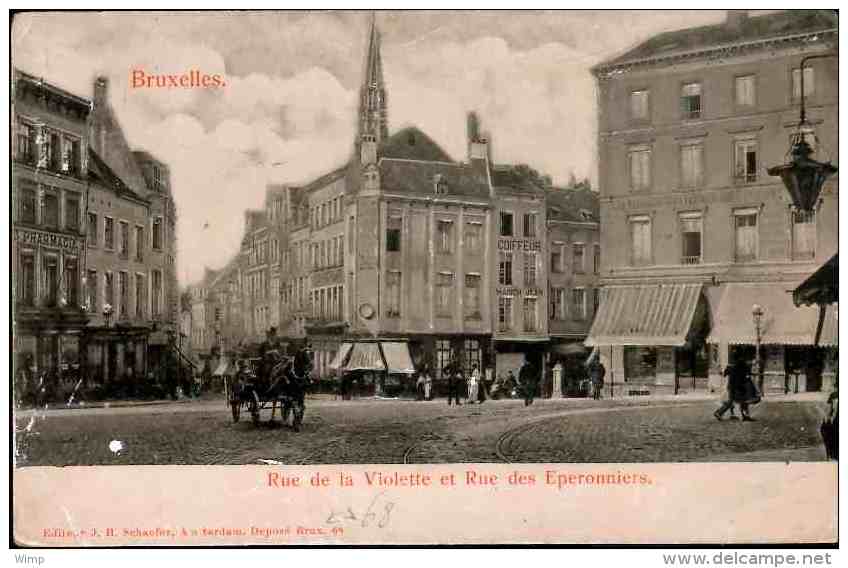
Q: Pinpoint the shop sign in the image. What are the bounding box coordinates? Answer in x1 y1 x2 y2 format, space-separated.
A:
15 228 82 252
497 287 544 296
497 239 541 252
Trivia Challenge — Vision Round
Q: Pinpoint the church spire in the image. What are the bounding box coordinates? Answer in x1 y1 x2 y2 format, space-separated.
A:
358 12 388 146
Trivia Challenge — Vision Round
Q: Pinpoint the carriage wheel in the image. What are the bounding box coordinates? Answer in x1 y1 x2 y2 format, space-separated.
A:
249 392 260 426
231 399 241 423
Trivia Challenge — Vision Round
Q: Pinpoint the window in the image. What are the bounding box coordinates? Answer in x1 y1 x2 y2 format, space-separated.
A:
680 213 703 265
135 274 145 318
523 212 537 238
19 253 35 306
498 296 513 331
573 244 585 274
436 272 454 316
386 217 401 252
119 221 130 258
85 213 97 245
135 226 144 260
680 82 702 119
734 209 759 262
630 89 649 120
62 136 80 174
551 245 563 274
152 217 163 250
62 257 79 306
386 271 401 317
86 270 97 312
791 209 816 260
465 222 481 253
42 191 59 228
735 75 756 107
436 339 451 380
104 217 115 249
498 252 513 286
49 132 61 170
437 220 454 254
465 274 481 319
550 287 564 320
628 146 651 190
104 272 115 307
523 252 537 286
523 297 538 332
630 216 652 266
734 138 758 183
593 288 600 318
119 272 129 317
572 288 586 321
339 236 345 264
20 187 37 224
464 339 481 377
152 270 162 317
17 121 34 163
792 67 814 101
500 212 514 237
680 142 704 188
593 244 601 274
348 217 355 253
42 255 59 306
153 165 162 188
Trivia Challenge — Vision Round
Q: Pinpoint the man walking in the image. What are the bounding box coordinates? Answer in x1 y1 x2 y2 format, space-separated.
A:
714 358 755 421
519 361 538 407
590 360 606 400
445 360 463 406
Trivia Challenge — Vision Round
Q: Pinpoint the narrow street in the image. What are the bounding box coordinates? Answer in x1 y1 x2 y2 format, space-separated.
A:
14 394 829 466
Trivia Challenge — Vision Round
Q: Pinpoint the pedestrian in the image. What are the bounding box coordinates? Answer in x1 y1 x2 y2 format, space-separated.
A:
714 358 757 421
477 366 487 404
467 364 479 404
422 368 433 401
590 360 606 400
519 361 538 407
416 373 425 401
446 363 462 406
821 388 838 460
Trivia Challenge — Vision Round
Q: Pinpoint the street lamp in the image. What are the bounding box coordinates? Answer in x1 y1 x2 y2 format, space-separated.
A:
767 54 838 212
751 303 764 393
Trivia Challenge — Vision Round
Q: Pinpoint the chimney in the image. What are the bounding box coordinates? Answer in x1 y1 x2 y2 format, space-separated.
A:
94 76 109 107
726 10 748 32
467 111 489 162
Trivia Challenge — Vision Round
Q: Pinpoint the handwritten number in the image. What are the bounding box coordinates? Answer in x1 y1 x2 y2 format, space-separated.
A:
378 502 394 528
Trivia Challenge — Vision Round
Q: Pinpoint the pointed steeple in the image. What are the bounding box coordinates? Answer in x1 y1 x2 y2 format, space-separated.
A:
358 12 388 147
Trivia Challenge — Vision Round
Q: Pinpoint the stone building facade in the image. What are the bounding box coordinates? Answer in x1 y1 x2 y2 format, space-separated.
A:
588 10 838 393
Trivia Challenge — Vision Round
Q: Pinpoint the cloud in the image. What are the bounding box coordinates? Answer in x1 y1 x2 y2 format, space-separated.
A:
11 10 728 284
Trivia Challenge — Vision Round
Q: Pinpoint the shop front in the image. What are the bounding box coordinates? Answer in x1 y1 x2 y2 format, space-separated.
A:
585 283 709 395
707 282 838 393
328 339 417 398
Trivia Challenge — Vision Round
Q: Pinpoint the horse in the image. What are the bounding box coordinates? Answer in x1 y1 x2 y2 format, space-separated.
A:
266 346 313 432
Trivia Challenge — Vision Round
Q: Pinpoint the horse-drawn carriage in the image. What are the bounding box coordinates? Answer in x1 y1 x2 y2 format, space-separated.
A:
227 346 313 431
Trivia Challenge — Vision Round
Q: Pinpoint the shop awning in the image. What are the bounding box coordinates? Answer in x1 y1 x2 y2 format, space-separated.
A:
343 342 386 372
212 357 231 377
328 342 353 370
585 283 703 347
381 342 416 374
794 254 838 307
707 283 837 346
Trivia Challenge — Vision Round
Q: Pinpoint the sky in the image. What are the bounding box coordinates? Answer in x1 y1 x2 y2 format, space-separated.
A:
12 10 735 284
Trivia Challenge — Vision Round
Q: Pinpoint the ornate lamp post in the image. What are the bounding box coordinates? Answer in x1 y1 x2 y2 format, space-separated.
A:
767 54 838 212
751 304 764 394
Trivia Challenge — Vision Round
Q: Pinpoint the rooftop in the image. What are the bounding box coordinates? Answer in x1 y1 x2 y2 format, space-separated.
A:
88 149 149 204
595 10 838 73
546 187 600 224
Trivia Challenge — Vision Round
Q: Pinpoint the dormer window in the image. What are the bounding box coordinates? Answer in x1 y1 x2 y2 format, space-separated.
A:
433 174 448 195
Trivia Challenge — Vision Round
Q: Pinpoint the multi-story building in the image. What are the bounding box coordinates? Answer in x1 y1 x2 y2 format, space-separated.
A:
588 10 838 393
12 70 90 380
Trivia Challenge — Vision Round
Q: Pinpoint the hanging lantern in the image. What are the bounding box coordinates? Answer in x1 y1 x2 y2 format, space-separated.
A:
768 130 837 213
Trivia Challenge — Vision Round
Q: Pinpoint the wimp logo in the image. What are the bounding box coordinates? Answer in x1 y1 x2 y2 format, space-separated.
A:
14 555 45 565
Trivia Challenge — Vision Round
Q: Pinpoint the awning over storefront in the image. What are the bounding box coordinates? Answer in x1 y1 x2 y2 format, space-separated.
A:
381 342 416 374
212 357 231 377
328 342 353 370
707 283 837 346
344 342 386 372
585 283 703 347
794 254 838 307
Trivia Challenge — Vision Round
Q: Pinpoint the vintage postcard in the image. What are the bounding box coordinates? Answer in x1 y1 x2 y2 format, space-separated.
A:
9 8 839 547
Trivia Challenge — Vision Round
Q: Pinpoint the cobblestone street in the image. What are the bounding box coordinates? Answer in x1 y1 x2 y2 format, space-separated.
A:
14 394 829 466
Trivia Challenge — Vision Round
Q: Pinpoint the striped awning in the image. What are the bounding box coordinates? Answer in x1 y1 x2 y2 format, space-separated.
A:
707 283 837 346
794 254 838 307
343 342 386 372
585 283 703 347
381 342 416 374
328 342 353 371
